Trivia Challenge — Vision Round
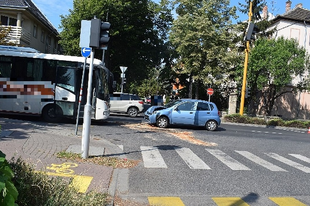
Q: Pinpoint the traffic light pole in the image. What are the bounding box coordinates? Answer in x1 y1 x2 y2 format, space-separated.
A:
81 48 95 159
239 1 253 115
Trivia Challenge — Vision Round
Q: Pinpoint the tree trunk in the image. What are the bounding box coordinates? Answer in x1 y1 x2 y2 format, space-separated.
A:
188 74 193 99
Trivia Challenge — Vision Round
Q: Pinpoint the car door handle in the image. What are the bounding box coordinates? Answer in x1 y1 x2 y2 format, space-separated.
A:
62 97 68 100
190 112 193 114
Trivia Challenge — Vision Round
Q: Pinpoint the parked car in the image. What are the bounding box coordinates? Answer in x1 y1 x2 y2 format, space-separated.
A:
144 99 221 131
109 92 144 117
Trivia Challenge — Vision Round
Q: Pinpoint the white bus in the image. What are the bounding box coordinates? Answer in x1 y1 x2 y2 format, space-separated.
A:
0 46 111 122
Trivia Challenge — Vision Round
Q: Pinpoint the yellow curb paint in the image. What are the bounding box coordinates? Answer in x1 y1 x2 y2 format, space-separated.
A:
45 172 75 177
44 172 93 194
71 175 93 193
148 197 185 206
269 197 307 206
212 197 250 206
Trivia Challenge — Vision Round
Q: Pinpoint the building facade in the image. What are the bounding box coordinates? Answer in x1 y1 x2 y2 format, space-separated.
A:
261 1 310 119
0 0 59 53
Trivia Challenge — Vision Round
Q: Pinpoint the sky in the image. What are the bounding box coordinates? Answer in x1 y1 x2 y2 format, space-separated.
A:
32 0 310 32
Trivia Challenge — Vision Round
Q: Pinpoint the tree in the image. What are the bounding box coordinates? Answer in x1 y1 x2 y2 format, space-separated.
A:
0 25 14 45
169 0 238 99
59 0 173 90
247 37 310 115
238 0 266 21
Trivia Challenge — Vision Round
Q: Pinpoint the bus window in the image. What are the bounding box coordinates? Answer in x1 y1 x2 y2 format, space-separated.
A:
42 60 56 82
31 59 43 81
57 67 75 93
11 57 29 80
0 56 12 77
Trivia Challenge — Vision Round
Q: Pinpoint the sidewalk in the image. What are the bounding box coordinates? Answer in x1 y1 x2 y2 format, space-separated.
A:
0 117 123 199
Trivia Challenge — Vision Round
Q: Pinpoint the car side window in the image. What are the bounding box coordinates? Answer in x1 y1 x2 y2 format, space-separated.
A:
130 95 140 100
177 102 195 111
110 93 121 100
197 102 210 111
121 94 130 100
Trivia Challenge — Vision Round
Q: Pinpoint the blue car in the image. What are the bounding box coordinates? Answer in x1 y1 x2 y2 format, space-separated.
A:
144 99 221 131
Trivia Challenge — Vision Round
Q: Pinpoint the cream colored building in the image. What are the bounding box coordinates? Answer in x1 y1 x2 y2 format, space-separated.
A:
260 1 310 119
0 0 59 53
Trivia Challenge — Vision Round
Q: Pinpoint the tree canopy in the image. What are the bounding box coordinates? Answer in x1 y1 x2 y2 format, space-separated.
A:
169 0 238 98
247 37 310 115
59 0 173 93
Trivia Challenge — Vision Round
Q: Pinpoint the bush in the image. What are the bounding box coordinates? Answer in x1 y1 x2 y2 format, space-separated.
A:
0 151 18 206
224 114 310 129
267 119 285 127
9 158 108 206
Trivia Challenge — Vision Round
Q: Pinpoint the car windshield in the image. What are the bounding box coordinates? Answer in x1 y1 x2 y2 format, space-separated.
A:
165 100 183 108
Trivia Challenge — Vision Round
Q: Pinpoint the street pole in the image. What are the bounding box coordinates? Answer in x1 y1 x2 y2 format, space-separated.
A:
75 57 87 135
239 1 253 115
81 48 95 159
120 66 127 93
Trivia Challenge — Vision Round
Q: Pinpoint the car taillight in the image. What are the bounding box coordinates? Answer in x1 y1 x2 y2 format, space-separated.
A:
218 111 221 116
139 101 144 104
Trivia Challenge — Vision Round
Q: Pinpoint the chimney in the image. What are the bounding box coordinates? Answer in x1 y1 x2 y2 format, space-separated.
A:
286 0 292 12
263 5 268 19
295 3 302 8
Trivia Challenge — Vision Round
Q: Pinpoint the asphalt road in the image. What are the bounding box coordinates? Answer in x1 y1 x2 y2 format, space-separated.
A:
87 116 310 205
2 113 310 205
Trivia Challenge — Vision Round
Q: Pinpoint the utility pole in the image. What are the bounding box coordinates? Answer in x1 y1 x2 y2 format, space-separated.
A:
120 66 127 93
239 1 253 115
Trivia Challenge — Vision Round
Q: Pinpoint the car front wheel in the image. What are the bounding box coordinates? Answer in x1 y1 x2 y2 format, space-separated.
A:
128 107 138 117
205 120 218 131
156 116 169 128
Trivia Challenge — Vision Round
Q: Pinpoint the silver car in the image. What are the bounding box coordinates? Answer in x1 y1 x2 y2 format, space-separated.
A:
109 92 144 117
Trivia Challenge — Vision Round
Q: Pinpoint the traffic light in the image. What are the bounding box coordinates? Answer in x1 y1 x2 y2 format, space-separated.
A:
245 87 251 98
245 22 259 41
99 22 110 49
89 19 110 48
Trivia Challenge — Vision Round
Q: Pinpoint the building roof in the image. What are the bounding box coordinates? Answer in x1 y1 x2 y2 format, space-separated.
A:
272 7 310 24
0 0 59 35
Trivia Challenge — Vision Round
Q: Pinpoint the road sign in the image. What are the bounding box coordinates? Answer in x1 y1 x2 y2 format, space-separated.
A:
207 88 214 95
81 47 91 57
120 66 127 73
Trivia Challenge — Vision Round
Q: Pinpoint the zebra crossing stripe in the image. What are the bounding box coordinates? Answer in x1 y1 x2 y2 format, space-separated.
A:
206 149 251 170
140 146 167 168
212 197 250 206
269 197 307 206
266 153 310 173
175 147 211 169
235 151 287 172
148 197 185 206
289 154 310 164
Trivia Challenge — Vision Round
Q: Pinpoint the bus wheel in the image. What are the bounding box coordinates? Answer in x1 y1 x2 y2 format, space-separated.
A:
42 104 63 122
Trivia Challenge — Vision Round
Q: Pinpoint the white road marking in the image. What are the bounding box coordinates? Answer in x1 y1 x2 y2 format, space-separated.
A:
175 147 211 169
266 153 310 173
141 146 167 168
235 151 287 172
289 154 310 164
206 149 251 170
